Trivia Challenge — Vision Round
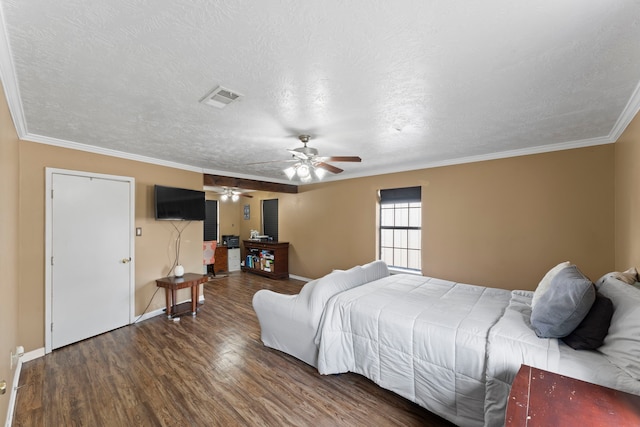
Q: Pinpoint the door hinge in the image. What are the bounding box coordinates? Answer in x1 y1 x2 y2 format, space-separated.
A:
51 256 54 266
51 189 54 199
51 323 53 332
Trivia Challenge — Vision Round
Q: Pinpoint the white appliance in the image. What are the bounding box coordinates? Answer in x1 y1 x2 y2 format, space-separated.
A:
228 248 241 271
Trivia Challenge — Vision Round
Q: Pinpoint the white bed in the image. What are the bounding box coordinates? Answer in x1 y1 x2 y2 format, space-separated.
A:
315 272 640 427
316 274 512 426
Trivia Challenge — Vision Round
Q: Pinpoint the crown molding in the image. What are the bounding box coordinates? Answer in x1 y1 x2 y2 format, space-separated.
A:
22 131 297 185
23 130 615 187
317 135 614 184
23 132 205 173
609 80 640 142
0 4 27 136
412 135 614 170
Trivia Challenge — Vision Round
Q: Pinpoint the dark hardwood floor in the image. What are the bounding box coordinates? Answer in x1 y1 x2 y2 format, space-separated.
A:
14 272 454 426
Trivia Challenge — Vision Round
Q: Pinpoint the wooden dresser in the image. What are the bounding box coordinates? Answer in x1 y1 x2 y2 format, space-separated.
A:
506 364 640 426
214 245 228 274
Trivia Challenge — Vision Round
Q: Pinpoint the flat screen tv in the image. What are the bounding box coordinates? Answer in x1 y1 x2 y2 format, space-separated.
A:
154 185 206 220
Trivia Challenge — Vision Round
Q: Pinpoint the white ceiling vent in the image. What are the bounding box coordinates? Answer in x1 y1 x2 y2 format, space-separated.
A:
200 86 242 109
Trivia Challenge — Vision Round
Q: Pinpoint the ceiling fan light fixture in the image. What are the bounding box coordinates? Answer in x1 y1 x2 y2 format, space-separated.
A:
284 166 296 180
296 164 311 179
219 187 243 202
314 166 327 180
281 135 359 182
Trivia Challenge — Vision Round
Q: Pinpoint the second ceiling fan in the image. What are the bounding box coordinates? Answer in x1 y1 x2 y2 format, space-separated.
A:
216 187 253 202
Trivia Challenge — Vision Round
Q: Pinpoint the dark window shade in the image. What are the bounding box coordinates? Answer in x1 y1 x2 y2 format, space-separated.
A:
262 199 278 241
379 186 421 204
204 200 218 241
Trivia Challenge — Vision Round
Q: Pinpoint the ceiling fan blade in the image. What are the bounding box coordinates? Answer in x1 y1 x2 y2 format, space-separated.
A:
245 159 297 165
321 156 362 162
316 162 343 174
287 150 309 160
241 193 254 198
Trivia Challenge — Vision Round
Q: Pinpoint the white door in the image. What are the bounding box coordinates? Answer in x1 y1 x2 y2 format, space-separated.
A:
49 171 133 350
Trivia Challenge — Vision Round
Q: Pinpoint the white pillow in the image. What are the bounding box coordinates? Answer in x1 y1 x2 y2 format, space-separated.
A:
531 261 570 308
596 275 640 380
361 260 390 282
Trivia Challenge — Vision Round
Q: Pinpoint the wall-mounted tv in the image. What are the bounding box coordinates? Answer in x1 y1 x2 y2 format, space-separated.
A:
154 185 206 221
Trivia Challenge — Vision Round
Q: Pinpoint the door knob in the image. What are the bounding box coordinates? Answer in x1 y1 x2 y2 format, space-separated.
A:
121 258 131 264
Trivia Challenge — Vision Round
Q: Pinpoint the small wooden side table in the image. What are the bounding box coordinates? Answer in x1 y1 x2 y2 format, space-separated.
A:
155 273 208 318
506 364 640 426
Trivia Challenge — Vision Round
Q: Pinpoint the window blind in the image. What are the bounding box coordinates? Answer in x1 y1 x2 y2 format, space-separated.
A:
262 199 279 241
379 186 421 204
204 200 218 241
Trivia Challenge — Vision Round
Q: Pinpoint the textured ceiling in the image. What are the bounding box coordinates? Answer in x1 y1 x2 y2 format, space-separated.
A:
1 0 640 184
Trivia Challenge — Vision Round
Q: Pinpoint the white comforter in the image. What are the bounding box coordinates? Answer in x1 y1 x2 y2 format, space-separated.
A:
315 273 640 426
316 274 512 427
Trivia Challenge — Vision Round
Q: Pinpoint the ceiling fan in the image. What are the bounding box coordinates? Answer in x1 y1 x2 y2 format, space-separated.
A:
215 187 253 202
283 135 362 182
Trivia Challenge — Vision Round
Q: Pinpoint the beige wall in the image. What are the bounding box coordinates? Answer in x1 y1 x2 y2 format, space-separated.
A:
421 146 614 289
615 110 640 270
0 84 20 424
247 145 614 290
18 142 204 351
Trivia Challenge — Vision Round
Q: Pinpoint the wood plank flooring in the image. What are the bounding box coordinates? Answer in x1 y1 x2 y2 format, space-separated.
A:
13 273 454 426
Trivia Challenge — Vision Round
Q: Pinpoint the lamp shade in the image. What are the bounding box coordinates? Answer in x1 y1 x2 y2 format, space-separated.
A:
284 166 296 179
314 167 327 180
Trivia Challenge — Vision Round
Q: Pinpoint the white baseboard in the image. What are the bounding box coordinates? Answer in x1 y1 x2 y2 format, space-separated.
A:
4 347 44 427
289 274 311 282
4 359 20 427
134 306 165 323
5 347 44 427
22 348 45 363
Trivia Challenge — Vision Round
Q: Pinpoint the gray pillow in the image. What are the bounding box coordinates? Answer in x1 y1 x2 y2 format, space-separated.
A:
531 265 596 338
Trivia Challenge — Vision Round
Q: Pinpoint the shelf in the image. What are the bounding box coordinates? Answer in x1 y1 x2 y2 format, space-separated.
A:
165 301 202 318
241 266 288 280
242 240 289 280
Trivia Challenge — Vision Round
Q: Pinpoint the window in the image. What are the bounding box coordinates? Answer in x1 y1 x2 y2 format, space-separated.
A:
204 200 218 241
262 199 278 241
379 186 421 271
